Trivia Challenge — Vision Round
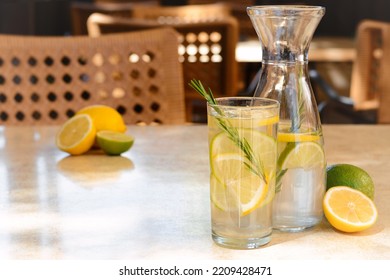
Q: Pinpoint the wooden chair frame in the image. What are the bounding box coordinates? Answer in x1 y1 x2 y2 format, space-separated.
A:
70 1 158 35
87 12 239 122
311 20 390 124
0 28 186 125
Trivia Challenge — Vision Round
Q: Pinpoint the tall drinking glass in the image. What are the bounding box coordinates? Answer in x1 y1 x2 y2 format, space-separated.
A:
207 97 279 249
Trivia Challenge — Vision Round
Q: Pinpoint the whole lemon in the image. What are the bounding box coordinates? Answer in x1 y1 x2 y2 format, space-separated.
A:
326 164 374 200
76 105 126 133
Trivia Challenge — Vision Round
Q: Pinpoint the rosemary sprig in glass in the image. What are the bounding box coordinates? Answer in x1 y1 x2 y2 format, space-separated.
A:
189 79 266 183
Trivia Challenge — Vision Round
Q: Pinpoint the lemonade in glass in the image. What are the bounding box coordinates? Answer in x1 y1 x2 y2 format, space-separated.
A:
207 97 279 249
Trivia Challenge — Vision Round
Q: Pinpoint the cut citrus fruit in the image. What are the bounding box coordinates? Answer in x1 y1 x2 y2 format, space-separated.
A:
258 170 276 207
96 130 134 155
323 186 378 233
278 132 320 142
210 174 228 211
223 115 279 128
210 129 277 175
56 114 96 155
76 105 126 133
279 141 325 170
210 129 276 216
211 152 269 216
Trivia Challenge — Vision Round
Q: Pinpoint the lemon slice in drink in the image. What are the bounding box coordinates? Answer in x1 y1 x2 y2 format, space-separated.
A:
222 115 279 128
210 174 228 211
56 114 96 155
278 132 320 142
210 130 276 216
212 153 269 216
210 129 277 174
280 142 325 170
258 170 276 207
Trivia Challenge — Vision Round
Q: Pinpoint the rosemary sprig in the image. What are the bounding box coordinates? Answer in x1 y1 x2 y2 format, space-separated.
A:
188 79 266 183
290 63 306 132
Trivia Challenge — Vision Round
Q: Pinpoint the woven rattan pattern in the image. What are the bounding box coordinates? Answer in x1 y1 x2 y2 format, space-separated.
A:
0 28 185 125
87 13 239 121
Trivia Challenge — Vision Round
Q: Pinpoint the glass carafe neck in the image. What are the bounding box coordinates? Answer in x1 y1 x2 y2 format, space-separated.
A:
247 5 325 63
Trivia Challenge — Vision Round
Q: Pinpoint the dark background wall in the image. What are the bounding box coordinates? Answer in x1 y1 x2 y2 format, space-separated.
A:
0 0 389 36
0 0 74 35
258 0 390 37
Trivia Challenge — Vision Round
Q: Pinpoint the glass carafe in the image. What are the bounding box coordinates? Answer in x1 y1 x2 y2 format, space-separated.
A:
247 5 326 232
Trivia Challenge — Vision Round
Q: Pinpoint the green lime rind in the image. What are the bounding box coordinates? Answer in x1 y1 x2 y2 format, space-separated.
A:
326 164 374 200
277 142 296 169
96 130 134 155
279 141 325 170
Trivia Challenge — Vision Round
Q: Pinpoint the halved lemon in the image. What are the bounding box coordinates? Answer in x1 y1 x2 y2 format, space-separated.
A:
56 114 96 155
323 186 378 233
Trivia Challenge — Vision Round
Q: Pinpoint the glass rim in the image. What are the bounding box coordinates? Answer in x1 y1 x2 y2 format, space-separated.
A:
208 97 279 110
247 5 325 17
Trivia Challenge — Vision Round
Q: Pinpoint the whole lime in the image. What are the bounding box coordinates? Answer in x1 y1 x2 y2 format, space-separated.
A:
326 164 374 199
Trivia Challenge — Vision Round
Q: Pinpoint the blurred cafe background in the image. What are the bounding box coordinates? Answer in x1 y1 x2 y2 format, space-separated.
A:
1 0 390 124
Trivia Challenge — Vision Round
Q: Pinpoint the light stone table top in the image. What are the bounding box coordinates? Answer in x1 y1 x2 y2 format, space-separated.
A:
0 125 389 260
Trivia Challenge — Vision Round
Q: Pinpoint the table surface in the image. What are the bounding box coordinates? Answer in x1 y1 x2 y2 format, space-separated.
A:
0 125 389 260
236 36 356 63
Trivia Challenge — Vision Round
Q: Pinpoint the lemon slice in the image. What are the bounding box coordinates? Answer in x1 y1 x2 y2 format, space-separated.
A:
278 132 320 142
211 152 269 216
280 141 325 170
210 174 227 211
96 130 134 155
56 114 96 155
210 129 276 215
323 186 378 233
210 129 277 175
258 170 276 207
211 153 247 183
233 173 269 216
224 115 279 128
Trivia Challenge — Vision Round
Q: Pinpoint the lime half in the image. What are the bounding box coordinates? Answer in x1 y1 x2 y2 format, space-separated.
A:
280 142 325 170
96 130 134 155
